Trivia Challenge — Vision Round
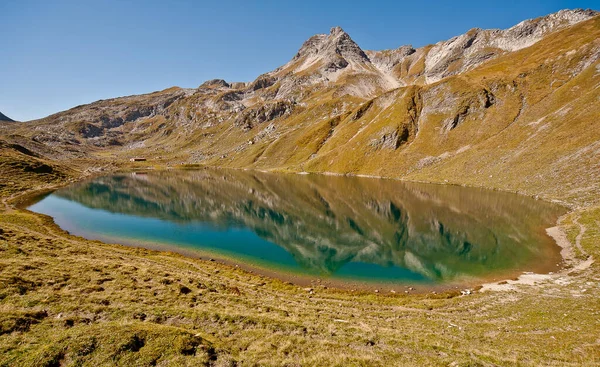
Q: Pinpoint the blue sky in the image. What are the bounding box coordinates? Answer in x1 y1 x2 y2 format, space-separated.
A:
1 0 597 121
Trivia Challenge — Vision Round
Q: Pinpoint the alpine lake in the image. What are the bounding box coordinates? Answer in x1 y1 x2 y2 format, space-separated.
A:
28 168 566 290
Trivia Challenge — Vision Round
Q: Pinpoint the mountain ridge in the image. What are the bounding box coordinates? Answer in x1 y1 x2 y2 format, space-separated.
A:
3 8 600 367
16 8 596 123
1 8 599 209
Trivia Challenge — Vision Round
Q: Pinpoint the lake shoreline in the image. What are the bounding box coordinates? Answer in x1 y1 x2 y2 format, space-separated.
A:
3 154 598 366
23 166 573 293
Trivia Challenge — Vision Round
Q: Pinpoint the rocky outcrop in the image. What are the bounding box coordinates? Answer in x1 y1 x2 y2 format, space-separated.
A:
491 8 598 51
199 79 230 89
25 88 191 144
249 75 277 91
366 46 416 73
290 26 370 71
234 100 294 130
423 9 598 83
370 126 410 150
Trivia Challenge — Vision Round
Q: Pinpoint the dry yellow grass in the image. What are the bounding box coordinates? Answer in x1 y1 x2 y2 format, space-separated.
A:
0 13 599 367
0 142 599 366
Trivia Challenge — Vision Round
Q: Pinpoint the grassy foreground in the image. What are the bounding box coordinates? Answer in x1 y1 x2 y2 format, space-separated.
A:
1 152 599 366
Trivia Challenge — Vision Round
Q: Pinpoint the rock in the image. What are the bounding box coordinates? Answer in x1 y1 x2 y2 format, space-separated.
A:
370 125 410 150
249 75 277 91
229 82 247 89
424 9 597 83
234 101 293 130
200 79 230 89
367 45 416 73
293 26 369 66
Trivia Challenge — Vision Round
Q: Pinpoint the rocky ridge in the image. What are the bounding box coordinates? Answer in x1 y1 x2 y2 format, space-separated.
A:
421 8 599 83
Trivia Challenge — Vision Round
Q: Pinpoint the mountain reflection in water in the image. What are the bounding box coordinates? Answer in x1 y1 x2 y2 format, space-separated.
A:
29 169 565 284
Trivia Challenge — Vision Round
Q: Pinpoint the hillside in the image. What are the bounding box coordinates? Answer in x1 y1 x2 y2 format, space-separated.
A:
1 8 600 366
1 9 598 209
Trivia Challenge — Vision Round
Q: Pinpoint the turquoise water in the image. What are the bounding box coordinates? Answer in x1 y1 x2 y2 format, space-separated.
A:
28 169 565 285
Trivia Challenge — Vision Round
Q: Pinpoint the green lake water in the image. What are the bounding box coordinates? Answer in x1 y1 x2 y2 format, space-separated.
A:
28 168 565 286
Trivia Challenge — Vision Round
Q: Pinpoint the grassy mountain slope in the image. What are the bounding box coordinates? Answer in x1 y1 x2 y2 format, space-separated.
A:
1 9 600 366
2 13 598 208
0 150 599 366
208 16 600 208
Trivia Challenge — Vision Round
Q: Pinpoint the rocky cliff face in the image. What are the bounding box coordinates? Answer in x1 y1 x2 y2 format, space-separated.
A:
2 9 599 206
289 26 371 71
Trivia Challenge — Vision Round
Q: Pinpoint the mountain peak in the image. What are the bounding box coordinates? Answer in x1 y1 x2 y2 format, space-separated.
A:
329 26 345 35
292 26 369 68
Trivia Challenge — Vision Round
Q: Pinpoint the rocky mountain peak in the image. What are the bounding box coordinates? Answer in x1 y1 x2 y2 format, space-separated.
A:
292 26 369 67
199 79 230 89
269 25 394 100
330 26 345 35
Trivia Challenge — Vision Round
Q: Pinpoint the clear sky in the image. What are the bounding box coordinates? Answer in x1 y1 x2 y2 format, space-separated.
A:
1 0 597 121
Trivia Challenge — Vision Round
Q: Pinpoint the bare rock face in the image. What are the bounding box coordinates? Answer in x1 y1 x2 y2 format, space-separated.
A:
199 79 230 89
366 46 416 73
492 8 598 51
249 75 277 91
424 9 599 83
291 26 370 71
234 101 294 131
370 125 410 150
270 26 405 98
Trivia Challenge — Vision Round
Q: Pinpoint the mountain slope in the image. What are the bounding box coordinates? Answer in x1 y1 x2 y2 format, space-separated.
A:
1 9 599 208
0 112 15 122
